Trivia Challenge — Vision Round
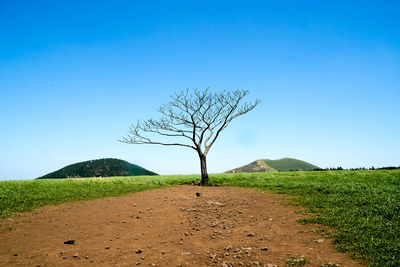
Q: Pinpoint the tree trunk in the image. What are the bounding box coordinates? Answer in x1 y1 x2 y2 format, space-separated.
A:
199 153 209 186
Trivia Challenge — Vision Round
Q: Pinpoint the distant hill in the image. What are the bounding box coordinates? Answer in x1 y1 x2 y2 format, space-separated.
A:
37 158 157 179
225 158 319 173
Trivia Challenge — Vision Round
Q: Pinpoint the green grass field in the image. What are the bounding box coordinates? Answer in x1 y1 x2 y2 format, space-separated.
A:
1 170 399 266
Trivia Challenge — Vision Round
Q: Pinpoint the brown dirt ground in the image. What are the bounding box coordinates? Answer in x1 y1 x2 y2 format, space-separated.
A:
0 185 365 267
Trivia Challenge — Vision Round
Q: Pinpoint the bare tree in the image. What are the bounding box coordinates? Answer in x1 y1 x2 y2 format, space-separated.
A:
120 88 260 185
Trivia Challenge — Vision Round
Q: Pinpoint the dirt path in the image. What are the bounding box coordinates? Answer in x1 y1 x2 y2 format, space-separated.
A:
0 186 363 266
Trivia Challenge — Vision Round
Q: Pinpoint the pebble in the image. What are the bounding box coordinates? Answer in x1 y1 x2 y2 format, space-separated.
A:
63 239 75 245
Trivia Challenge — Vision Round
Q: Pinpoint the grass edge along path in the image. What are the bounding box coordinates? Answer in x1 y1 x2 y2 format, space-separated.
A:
1 170 400 266
211 170 400 267
0 175 197 218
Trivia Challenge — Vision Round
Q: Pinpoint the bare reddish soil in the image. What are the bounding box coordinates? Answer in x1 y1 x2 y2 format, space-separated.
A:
0 186 364 266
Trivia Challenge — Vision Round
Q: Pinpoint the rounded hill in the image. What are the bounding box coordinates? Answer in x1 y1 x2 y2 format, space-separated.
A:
37 158 157 179
226 157 319 173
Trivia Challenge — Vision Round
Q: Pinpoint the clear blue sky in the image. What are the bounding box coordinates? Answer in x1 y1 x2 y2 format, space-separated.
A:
1 0 399 180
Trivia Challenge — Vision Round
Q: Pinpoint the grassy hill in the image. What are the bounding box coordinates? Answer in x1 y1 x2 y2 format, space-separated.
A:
37 158 157 179
262 158 319 171
226 157 319 173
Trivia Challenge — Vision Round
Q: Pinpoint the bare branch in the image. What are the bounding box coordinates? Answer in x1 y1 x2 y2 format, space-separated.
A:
204 90 261 154
121 87 260 159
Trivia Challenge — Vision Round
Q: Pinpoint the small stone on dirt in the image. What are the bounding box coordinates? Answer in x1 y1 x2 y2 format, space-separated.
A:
206 200 222 206
196 192 201 197
136 249 142 254
261 247 268 251
73 253 79 258
222 261 233 267
63 239 75 245
105 246 110 249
